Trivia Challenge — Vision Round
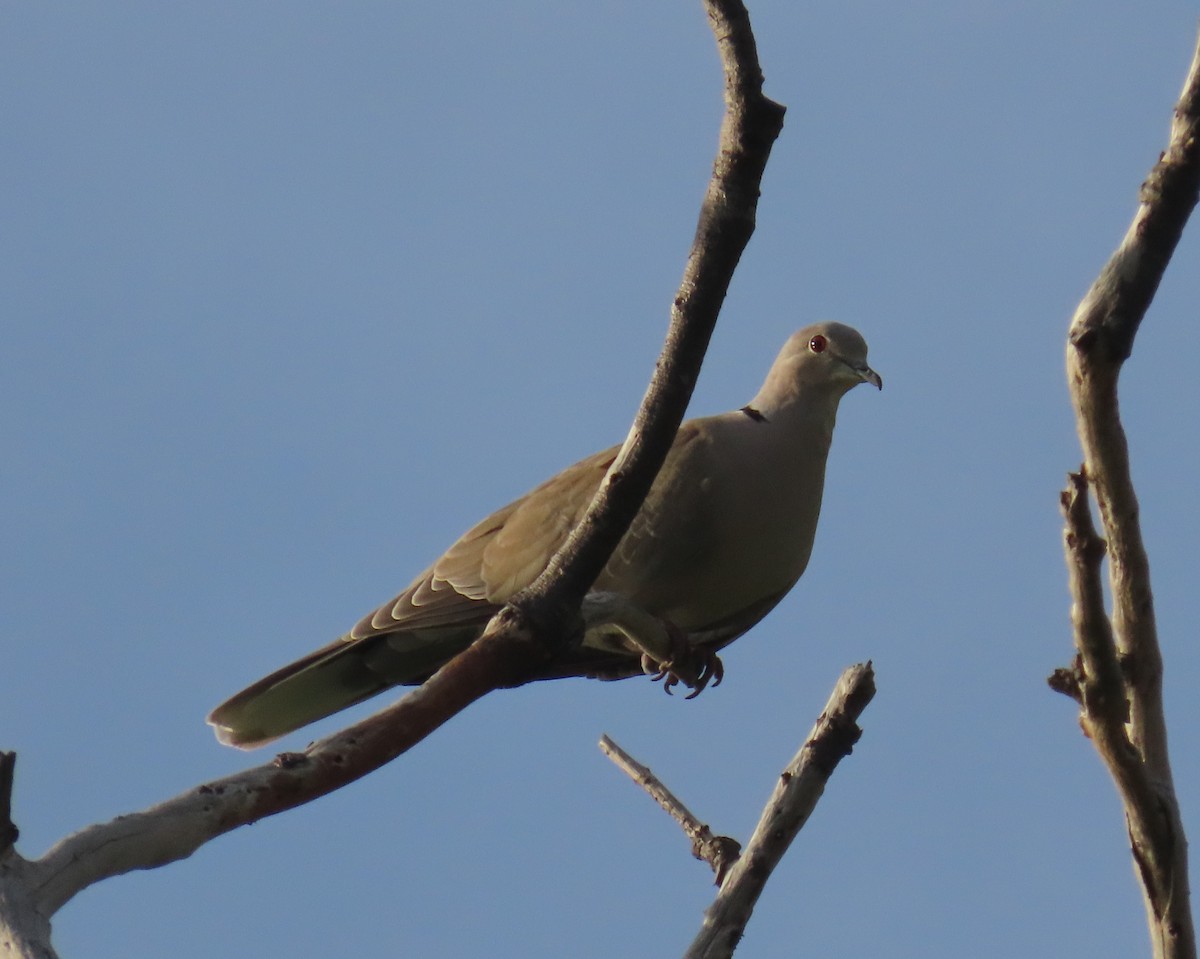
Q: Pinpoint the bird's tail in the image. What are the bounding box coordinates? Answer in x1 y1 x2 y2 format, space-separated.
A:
206 632 458 749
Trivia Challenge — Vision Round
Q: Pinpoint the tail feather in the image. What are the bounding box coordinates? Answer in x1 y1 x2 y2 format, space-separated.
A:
207 631 468 749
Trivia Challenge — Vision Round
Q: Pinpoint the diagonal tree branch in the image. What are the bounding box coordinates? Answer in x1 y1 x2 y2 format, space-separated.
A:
599 735 743 884
518 0 785 627
599 665 875 959
685 663 875 959
1054 27 1200 959
0 0 787 946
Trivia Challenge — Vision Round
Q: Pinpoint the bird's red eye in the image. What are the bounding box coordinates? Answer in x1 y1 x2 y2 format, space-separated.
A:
809 334 828 353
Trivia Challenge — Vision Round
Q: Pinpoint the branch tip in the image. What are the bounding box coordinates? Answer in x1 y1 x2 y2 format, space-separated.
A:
0 751 18 853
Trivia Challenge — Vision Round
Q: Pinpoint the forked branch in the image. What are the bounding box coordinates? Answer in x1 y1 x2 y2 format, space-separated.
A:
1054 27 1200 959
601 665 875 959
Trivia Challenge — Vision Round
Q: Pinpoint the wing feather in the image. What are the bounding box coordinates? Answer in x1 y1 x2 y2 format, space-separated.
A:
349 444 619 641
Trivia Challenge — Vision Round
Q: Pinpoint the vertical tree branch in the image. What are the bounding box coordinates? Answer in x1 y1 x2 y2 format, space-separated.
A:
1056 28 1200 959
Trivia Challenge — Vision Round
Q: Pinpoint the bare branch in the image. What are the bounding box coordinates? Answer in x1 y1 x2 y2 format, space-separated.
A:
1057 27 1200 959
0 753 55 959
0 860 56 959
25 624 533 915
1067 31 1200 761
1068 37 1200 365
517 0 785 632
5 0 787 941
1059 473 1151 799
684 663 875 959
1058 471 1126 719
599 735 741 883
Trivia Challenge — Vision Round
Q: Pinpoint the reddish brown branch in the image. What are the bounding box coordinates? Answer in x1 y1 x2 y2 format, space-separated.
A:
29 616 533 914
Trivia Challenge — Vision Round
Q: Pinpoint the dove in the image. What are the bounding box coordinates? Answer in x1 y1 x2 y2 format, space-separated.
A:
208 322 881 747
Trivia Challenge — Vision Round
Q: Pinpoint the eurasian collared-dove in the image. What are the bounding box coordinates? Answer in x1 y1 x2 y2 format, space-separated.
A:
209 322 880 748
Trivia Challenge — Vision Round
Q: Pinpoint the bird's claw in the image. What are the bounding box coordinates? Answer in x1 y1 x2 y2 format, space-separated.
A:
640 620 724 699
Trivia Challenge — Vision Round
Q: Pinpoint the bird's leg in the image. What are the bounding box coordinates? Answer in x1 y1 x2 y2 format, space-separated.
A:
641 618 725 698
580 592 724 698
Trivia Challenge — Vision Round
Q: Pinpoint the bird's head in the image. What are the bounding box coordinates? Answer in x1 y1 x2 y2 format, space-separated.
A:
751 322 882 415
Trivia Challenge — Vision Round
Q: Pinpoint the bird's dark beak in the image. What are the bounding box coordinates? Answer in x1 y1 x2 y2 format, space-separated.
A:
859 365 883 390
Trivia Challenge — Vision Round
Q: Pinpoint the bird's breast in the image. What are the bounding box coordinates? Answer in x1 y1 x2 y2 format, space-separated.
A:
596 417 831 630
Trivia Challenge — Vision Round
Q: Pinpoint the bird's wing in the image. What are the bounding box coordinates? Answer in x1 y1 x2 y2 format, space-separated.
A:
348 441 626 640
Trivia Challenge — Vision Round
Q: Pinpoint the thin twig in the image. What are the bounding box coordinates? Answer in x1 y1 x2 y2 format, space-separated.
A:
1056 27 1200 959
599 735 741 883
684 663 876 959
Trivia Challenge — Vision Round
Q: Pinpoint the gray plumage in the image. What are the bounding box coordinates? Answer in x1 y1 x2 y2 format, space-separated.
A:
208 322 881 748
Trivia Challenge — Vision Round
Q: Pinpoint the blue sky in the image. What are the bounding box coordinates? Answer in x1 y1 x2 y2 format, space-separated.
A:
3 2 1200 956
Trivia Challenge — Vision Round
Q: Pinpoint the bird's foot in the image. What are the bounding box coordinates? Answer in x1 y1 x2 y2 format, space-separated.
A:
580 591 724 698
640 620 724 699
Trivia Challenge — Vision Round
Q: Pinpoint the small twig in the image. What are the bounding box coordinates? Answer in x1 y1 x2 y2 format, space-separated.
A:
599 735 741 883
0 751 18 854
684 663 876 959
1046 660 1083 704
